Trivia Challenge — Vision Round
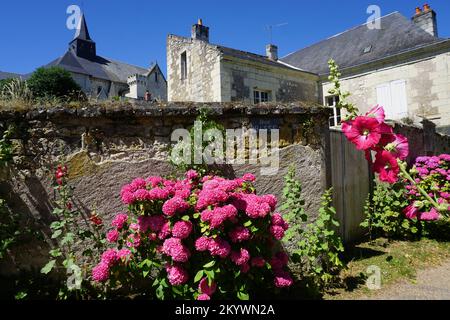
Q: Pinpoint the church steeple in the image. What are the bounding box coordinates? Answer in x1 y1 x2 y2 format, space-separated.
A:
69 13 96 60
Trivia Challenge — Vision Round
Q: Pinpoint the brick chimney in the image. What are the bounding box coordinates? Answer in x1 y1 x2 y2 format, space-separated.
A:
191 18 209 42
266 44 278 61
412 3 438 37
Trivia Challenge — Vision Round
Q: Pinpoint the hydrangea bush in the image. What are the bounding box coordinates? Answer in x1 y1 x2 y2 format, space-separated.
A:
91 171 293 300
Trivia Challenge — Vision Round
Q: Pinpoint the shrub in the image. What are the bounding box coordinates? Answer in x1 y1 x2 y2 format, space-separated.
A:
27 67 82 100
0 78 33 102
91 171 293 300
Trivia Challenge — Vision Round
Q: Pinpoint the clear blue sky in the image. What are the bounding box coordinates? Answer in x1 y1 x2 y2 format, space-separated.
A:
1 0 449 76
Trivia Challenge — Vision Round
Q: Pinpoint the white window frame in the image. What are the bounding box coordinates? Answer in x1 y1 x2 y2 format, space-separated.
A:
376 80 408 120
326 95 341 127
253 90 271 104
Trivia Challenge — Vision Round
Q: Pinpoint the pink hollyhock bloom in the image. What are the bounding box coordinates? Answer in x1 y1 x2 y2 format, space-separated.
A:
229 226 251 243
208 237 231 258
158 222 172 240
111 213 128 230
271 213 289 231
162 238 191 262
195 237 211 251
242 173 256 182
386 134 409 160
230 248 251 266
101 249 118 267
92 262 110 282
403 204 420 219
166 264 189 286
365 105 385 123
251 257 266 268
126 234 141 248
420 208 440 221
197 294 211 300
343 116 381 150
106 229 119 243
147 215 166 232
270 225 285 240
373 150 400 184
240 263 250 273
117 248 132 261
199 277 217 296
162 196 189 217
186 170 199 180
172 220 193 239
274 270 294 288
376 122 395 148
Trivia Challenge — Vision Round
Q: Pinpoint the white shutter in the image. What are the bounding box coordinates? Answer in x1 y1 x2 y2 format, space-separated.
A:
390 80 408 120
376 84 392 118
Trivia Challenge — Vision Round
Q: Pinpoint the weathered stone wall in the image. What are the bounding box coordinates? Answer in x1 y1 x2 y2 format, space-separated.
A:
0 102 331 275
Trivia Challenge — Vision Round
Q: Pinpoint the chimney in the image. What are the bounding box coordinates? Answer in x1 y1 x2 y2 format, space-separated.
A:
191 18 209 42
412 3 438 37
266 44 278 61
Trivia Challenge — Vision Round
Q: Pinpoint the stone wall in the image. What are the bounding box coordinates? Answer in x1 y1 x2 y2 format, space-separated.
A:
0 102 331 275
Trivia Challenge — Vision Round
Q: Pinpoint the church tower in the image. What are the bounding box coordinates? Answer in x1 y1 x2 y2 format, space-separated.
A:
69 14 97 60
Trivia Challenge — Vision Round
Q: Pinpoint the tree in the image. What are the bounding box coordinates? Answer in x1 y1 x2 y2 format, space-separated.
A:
27 67 82 99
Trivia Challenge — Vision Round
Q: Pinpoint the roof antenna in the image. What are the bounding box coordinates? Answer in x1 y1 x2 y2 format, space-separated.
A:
265 22 288 44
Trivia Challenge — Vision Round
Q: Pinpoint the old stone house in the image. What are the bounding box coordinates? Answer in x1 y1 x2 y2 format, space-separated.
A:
282 5 450 134
167 20 320 103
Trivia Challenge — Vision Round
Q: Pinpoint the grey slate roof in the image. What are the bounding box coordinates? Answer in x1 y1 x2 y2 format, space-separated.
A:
45 50 149 83
74 14 92 41
281 12 446 75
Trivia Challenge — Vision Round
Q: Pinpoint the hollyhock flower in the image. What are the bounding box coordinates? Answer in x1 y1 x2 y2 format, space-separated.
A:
111 213 128 230
106 229 119 243
373 150 400 184
385 134 409 160
343 116 381 150
148 215 166 232
92 262 110 282
230 248 250 266
420 208 440 221
172 221 193 239
197 294 211 300
403 204 420 219
166 264 189 286
365 105 385 123
208 237 231 258
199 278 217 296
274 270 294 288
126 234 141 248
162 238 191 262
162 196 189 217
101 249 118 267
195 237 211 251
158 222 172 240
376 122 395 148
251 257 266 268
270 225 285 240
228 226 251 243
242 173 256 182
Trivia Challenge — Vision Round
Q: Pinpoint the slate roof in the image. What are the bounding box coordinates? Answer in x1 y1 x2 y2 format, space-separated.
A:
281 12 447 75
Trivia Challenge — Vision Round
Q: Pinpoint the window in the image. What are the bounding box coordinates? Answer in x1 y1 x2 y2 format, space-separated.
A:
326 95 341 127
154 71 158 83
180 51 187 80
253 90 270 104
376 80 408 120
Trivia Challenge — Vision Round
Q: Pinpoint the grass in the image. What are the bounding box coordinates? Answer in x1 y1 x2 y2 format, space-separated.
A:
325 237 450 299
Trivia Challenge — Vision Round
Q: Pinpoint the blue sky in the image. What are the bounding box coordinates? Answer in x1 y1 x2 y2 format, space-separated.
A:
1 0 449 75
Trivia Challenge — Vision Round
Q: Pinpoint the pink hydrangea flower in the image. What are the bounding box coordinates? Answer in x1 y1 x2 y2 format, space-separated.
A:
186 170 199 180
196 189 229 210
240 263 250 273
126 234 141 248
228 226 251 243
197 294 211 300
230 248 250 266
274 270 293 288
195 237 211 251
92 262 110 282
172 220 193 239
101 249 118 267
244 194 272 219
208 237 231 258
271 213 289 230
162 196 189 217
270 225 285 240
111 213 128 230
148 187 170 201
146 176 163 188
106 229 119 243
162 238 191 262
166 264 189 286
242 173 256 182
158 222 172 240
262 194 277 210
147 215 166 232
117 248 132 261
251 257 266 268
199 278 217 296
270 252 289 270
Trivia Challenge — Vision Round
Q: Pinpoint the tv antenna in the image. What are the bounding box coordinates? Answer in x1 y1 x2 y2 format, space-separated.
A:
266 22 288 43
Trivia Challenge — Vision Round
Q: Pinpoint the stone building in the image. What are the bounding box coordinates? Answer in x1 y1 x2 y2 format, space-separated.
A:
167 19 320 103
281 5 450 134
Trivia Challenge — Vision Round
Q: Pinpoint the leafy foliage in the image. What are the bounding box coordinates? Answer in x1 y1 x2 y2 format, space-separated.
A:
0 125 13 166
27 67 82 100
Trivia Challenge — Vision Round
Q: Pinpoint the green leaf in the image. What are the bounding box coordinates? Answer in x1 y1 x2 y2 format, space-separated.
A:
51 229 62 239
243 220 252 227
194 270 204 283
237 291 249 300
181 215 190 222
49 249 62 258
203 260 215 269
41 260 56 274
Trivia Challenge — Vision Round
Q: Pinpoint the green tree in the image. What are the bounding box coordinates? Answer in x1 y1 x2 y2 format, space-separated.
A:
27 67 82 99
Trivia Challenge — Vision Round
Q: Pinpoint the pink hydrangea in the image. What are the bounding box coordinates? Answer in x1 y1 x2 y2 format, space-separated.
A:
208 237 231 258
270 225 286 240
240 263 250 273
117 248 132 261
242 173 256 182
197 294 211 300
162 196 189 217
162 238 191 262
228 226 251 243
172 220 193 239
274 270 294 288
230 248 250 266
106 229 119 243
166 264 189 286
147 215 166 232
158 222 172 240
146 176 163 188
262 194 277 210
111 213 128 230
92 262 110 282
196 189 229 210
271 213 289 230
420 208 440 221
133 189 150 201
186 170 199 180
148 187 170 201
199 278 217 296
244 194 272 219
251 257 266 268
270 252 289 270
195 237 211 251
126 234 141 248
101 249 118 267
